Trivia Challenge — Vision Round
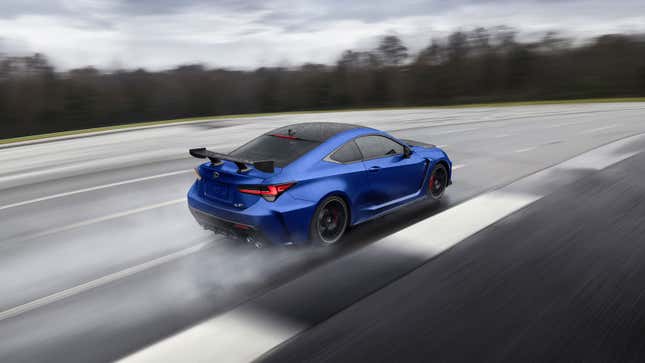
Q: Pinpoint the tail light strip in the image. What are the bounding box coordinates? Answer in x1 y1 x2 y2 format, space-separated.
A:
238 183 295 202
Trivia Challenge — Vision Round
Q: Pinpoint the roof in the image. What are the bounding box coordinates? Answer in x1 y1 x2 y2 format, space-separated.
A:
264 122 364 142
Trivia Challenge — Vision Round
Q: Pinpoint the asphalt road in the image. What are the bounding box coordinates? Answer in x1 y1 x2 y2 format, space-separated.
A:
1 103 645 362
262 143 645 363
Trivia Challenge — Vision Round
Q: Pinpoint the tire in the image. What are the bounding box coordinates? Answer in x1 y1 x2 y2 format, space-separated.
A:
428 163 448 200
310 195 349 245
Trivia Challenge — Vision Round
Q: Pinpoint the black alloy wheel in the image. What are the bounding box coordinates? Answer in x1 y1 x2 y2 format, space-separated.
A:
311 196 348 245
429 164 448 200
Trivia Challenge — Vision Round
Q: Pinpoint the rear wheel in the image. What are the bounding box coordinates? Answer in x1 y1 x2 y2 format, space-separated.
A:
428 164 448 200
310 196 349 245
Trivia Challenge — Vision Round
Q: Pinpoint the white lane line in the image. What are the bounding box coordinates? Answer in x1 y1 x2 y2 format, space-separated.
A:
0 169 192 211
558 134 645 170
122 307 304 363
436 144 448 148
581 124 618 134
383 191 540 257
452 164 466 170
0 240 211 322
9 199 185 243
514 146 537 153
431 127 482 135
120 191 540 363
492 133 510 138
544 120 586 128
0 148 189 190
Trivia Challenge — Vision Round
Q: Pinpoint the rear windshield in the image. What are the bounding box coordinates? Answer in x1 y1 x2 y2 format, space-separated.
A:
229 135 320 167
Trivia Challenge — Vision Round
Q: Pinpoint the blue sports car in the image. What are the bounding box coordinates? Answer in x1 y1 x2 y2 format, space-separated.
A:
187 122 452 247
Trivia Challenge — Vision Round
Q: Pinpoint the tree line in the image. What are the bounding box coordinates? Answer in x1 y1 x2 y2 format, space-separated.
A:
1 26 645 138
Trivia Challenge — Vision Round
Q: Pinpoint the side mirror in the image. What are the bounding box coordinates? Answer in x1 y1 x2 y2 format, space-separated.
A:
403 146 413 158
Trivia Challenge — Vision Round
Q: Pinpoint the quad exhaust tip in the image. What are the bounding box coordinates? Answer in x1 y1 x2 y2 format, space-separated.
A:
245 235 263 248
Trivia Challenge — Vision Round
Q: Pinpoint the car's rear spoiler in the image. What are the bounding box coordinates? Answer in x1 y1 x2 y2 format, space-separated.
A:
189 148 275 173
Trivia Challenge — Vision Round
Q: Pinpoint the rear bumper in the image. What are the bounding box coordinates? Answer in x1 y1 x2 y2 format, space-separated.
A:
187 182 317 245
189 206 264 246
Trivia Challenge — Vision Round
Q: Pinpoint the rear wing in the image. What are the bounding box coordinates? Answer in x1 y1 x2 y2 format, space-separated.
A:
189 148 275 173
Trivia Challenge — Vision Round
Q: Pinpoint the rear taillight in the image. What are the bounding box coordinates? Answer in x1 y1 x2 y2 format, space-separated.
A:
238 183 295 202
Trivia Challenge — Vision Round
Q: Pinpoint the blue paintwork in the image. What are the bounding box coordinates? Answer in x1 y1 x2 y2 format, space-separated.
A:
187 126 452 245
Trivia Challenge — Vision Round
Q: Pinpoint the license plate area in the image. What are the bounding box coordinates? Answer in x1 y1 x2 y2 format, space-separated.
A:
205 181 229 202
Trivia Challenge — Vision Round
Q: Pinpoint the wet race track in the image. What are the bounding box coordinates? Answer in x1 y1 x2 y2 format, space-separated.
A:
1 103 645 362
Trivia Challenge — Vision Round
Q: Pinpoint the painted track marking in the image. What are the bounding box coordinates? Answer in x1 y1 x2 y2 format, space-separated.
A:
0 240 211 322
7 199 185 243
581 125 618 134
120 191 539 363
514 146 537 153
0 169 192 211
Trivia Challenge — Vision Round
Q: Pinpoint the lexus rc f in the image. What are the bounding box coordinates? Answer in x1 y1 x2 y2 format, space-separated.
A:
187 122 452 247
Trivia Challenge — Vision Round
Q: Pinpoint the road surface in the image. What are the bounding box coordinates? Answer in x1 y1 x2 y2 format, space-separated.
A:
1 103 644 362
261 144 645 363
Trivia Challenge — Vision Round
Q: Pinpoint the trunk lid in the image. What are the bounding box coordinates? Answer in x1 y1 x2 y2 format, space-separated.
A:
198 162 280 208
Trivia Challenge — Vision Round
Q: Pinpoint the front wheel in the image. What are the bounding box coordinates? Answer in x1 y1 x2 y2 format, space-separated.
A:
310 196 349 245
428 164 448 200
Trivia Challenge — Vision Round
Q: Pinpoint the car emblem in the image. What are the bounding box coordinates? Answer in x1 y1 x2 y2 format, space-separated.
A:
213 171 220 178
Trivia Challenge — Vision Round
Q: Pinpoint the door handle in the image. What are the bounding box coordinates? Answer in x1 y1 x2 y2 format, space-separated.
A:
369 166 381 172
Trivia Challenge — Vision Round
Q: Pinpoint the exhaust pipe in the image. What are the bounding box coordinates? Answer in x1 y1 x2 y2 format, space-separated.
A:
245 235 263 248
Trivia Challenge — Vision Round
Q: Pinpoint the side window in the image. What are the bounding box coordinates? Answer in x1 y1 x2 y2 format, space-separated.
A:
329 140 363 163
355 136 404 160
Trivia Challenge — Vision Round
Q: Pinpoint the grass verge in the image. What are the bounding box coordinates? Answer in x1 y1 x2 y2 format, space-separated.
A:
2 97 644 146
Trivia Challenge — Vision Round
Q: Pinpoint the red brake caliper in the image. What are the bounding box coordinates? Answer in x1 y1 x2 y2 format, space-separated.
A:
429 174 435 192
332 208 340 224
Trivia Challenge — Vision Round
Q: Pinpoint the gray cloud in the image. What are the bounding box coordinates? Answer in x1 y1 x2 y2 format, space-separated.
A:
0 0 70 18
113 0 266 16
101 0 273 20
0 0 643 70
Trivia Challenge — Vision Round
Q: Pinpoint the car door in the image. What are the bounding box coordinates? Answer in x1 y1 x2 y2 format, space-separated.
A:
355 135 426 209
325 139 372 222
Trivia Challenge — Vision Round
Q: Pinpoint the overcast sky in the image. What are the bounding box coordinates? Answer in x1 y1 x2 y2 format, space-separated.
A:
0 0 643 70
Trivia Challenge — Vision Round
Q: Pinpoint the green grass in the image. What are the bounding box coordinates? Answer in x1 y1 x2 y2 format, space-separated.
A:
2 97 644 146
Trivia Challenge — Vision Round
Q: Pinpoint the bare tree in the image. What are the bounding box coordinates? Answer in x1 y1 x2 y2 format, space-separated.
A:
2 29 645 138
377 35 409 66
